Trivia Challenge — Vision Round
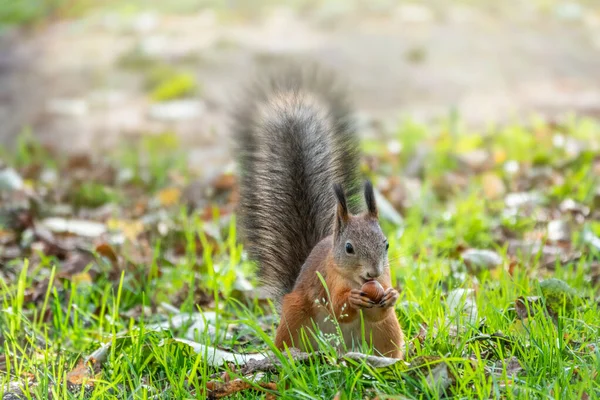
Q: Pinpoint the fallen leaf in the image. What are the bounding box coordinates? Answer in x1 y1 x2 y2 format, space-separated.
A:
33 224 74 256
457 149 491 172
415 323 428 344
211 173 236 192
240 349 320 375
408 356 454 395
71 272 93 284
167 338 267 366
505 192 543 209
2 381 30 400
95 242 118 265
446 288 478 324
148 100 204 121
546 220 571 243
157 187 181 206
515 296 543 320
507 239 579 269
67 360 94 385
106 218 144 242
230 274 255 303
426 362 452 396
60 252 96 279
205 376 276 400
583 229 600 252
461 249 503 275
343 352 404 368
482 173 506 199
41 218 106 238
66 154 93 170
487 356 523 378
66 343 110 385
559 199 589 217
0 167 24 192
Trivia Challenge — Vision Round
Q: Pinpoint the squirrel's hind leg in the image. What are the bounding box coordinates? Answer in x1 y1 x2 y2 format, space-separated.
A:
369 312 405 359
275 291 313 351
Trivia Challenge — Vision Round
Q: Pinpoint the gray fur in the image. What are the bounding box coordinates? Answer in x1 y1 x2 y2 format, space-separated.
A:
332 183 388 284
233 64 360 301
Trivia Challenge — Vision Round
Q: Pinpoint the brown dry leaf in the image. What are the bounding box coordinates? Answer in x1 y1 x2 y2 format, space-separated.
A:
66 344 110 386
95 242 118 265
172 282 213 309
212 173 236 192
67 360 93 385
132 199 148 217
240 349 321 375
487 356 523 378
157 187 181 207
23 277 58 304
67 357 100 385
205 378 276 399
33 224 74 257
414 323 428 345
60 251 96 276
67 154 93 170
515 296 543 320
0 228 15 244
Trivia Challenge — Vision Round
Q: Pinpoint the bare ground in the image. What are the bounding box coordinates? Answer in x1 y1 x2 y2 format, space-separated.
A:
1 2 600 180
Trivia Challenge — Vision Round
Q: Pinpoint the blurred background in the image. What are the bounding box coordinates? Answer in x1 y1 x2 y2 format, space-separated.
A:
2 3 600 397
1 0 600 181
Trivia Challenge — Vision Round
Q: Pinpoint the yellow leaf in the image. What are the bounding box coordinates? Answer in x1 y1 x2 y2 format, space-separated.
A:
107 218 144 242
157 187 181 207
71 272 92 284
493 149 507 165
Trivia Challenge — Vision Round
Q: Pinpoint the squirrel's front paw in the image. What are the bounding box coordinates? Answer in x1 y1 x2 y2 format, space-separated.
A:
349 289 376 309
378 288 399 308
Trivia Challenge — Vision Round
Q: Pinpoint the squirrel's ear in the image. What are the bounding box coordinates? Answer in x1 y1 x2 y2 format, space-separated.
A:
364 180 378 219
333 183 349 234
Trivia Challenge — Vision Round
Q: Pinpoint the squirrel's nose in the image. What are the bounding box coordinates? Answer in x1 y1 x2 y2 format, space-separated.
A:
366 270 380 279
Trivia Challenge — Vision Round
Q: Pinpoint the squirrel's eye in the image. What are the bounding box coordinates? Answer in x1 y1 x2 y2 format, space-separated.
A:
385 241 389 251
345 242 354 254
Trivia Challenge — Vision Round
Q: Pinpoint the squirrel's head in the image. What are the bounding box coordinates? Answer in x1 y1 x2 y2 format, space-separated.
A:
332 181 388 285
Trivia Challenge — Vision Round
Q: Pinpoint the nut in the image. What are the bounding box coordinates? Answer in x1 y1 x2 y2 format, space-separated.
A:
361 280 384 302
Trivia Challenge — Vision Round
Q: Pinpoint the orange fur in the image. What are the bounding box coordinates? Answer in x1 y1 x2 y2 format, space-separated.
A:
274 236 405 358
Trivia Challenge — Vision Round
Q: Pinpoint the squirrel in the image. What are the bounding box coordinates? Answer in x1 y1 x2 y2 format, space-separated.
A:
233 65 404 359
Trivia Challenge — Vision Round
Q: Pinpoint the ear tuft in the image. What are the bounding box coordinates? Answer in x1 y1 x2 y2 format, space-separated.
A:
364 180 378 218
333 183 349 235
333 183 348 216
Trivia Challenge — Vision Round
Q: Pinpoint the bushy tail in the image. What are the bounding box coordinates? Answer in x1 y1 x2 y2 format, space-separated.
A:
233 64 360 301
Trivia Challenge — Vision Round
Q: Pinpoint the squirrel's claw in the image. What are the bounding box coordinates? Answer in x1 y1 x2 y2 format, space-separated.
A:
379 288 399 308
349 289 376 309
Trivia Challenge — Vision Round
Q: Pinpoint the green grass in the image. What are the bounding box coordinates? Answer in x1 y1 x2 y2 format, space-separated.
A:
0 0 98 27
1 116 600 399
